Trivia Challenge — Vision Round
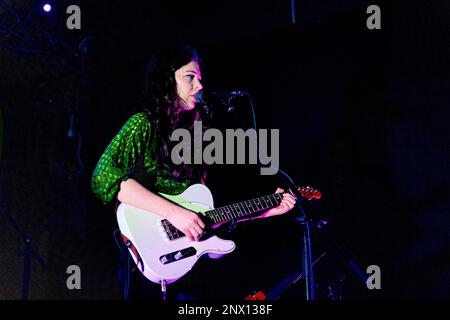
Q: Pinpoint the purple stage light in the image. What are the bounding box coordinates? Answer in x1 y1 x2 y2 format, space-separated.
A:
43 4 52 13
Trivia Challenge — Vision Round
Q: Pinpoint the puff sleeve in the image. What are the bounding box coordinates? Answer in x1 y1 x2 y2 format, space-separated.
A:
91 112 153 204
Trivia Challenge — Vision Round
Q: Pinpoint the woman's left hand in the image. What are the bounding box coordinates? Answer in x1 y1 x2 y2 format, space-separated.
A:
258 188 297 218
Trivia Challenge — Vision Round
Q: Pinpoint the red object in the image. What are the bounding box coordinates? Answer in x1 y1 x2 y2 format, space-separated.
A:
245 291 266 300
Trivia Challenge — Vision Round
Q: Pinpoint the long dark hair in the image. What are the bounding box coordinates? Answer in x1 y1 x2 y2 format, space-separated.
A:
138 45 208 182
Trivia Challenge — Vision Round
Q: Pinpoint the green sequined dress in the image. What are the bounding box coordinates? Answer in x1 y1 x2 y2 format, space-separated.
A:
91 112 190 205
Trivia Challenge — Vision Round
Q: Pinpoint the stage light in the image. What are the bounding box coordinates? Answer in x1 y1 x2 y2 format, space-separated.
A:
43 3 52 13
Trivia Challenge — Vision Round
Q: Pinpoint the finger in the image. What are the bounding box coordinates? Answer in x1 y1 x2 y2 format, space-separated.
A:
197 218 206 229
278 202 289 210
282 200 294 210
283 194 297 202
283 192 297 202
184 229 195 242
275 187 284 193
283 191 297 198
193 228 203 241
190 220 203 232
186 234 194 242
283 197 296 207
282 196 296 205
193 225 203 236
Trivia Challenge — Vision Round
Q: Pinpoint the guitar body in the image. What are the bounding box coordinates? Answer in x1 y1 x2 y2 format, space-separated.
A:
116 184 236 284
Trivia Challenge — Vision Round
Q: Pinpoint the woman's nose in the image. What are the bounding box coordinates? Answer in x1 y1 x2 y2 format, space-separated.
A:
194 79 203 92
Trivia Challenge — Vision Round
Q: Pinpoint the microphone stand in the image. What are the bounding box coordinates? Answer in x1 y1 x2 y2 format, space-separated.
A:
316 220 368 286
0 188 48 299
276 168 316 300
220 97 316 301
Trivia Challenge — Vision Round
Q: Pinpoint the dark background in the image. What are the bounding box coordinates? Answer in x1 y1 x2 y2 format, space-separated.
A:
0 0 449 299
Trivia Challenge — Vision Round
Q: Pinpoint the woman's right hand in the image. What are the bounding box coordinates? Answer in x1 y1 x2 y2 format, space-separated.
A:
166 207 205 242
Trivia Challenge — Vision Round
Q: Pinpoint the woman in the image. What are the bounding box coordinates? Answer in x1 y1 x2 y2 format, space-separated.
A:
91 45 297 299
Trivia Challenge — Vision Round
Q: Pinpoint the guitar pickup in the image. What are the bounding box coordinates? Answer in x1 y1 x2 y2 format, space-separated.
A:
159 247 197 265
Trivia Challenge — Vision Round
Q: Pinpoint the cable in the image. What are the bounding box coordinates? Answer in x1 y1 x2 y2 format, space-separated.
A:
244 92 257 131
124 248 130 300
73 132 84 176
113 230 131 300
67 112 84 176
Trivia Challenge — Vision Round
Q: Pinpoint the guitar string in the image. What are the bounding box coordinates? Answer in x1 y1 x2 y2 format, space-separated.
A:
165 193 283 239
164 189 319 239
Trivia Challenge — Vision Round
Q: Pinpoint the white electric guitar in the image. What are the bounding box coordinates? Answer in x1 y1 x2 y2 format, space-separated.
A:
117 184 321 285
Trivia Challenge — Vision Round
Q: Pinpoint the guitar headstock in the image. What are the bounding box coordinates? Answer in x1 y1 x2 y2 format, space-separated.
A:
296 186 321 200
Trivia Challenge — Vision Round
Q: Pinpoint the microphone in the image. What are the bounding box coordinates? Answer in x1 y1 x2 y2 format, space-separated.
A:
195 90 247 105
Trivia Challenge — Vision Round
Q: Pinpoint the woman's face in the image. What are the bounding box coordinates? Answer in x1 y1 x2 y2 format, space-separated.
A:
175 60 203 111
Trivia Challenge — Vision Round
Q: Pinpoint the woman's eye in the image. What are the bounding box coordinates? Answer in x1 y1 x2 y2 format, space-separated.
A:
186 75 194 81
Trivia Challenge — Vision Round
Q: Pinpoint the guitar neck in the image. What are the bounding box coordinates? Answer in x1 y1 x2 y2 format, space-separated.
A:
205 193 283 226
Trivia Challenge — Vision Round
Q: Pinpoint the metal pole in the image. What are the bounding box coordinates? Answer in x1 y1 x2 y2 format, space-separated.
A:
290 0 297 24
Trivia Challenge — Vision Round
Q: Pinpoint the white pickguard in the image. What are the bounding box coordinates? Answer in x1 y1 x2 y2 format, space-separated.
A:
116 184 236 284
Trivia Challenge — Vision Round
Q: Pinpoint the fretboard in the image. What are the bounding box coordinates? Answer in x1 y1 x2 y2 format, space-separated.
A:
205 193 283 226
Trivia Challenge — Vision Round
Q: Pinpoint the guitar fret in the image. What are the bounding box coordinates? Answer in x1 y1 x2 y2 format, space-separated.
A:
214 208 220 221
232 205 240 219
227 208 233 219
240 202 248 215
222 207 230 220
258 198 264 209
247 202 253 213
225 206 234 220
205 193 285 227
234 204 243 217
229 205 237 218
239 204 245 216
259 198 265 210
254 199 262 210
256 199 262 210
218 207 225 220
215 212 221 223
270 194 280 202
247 200 255 212
268 194 280 207
209 212 218 224
235 205 242 218
260 197 267 208
221 207 229 221
228 206 237 220
216 208 224 222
